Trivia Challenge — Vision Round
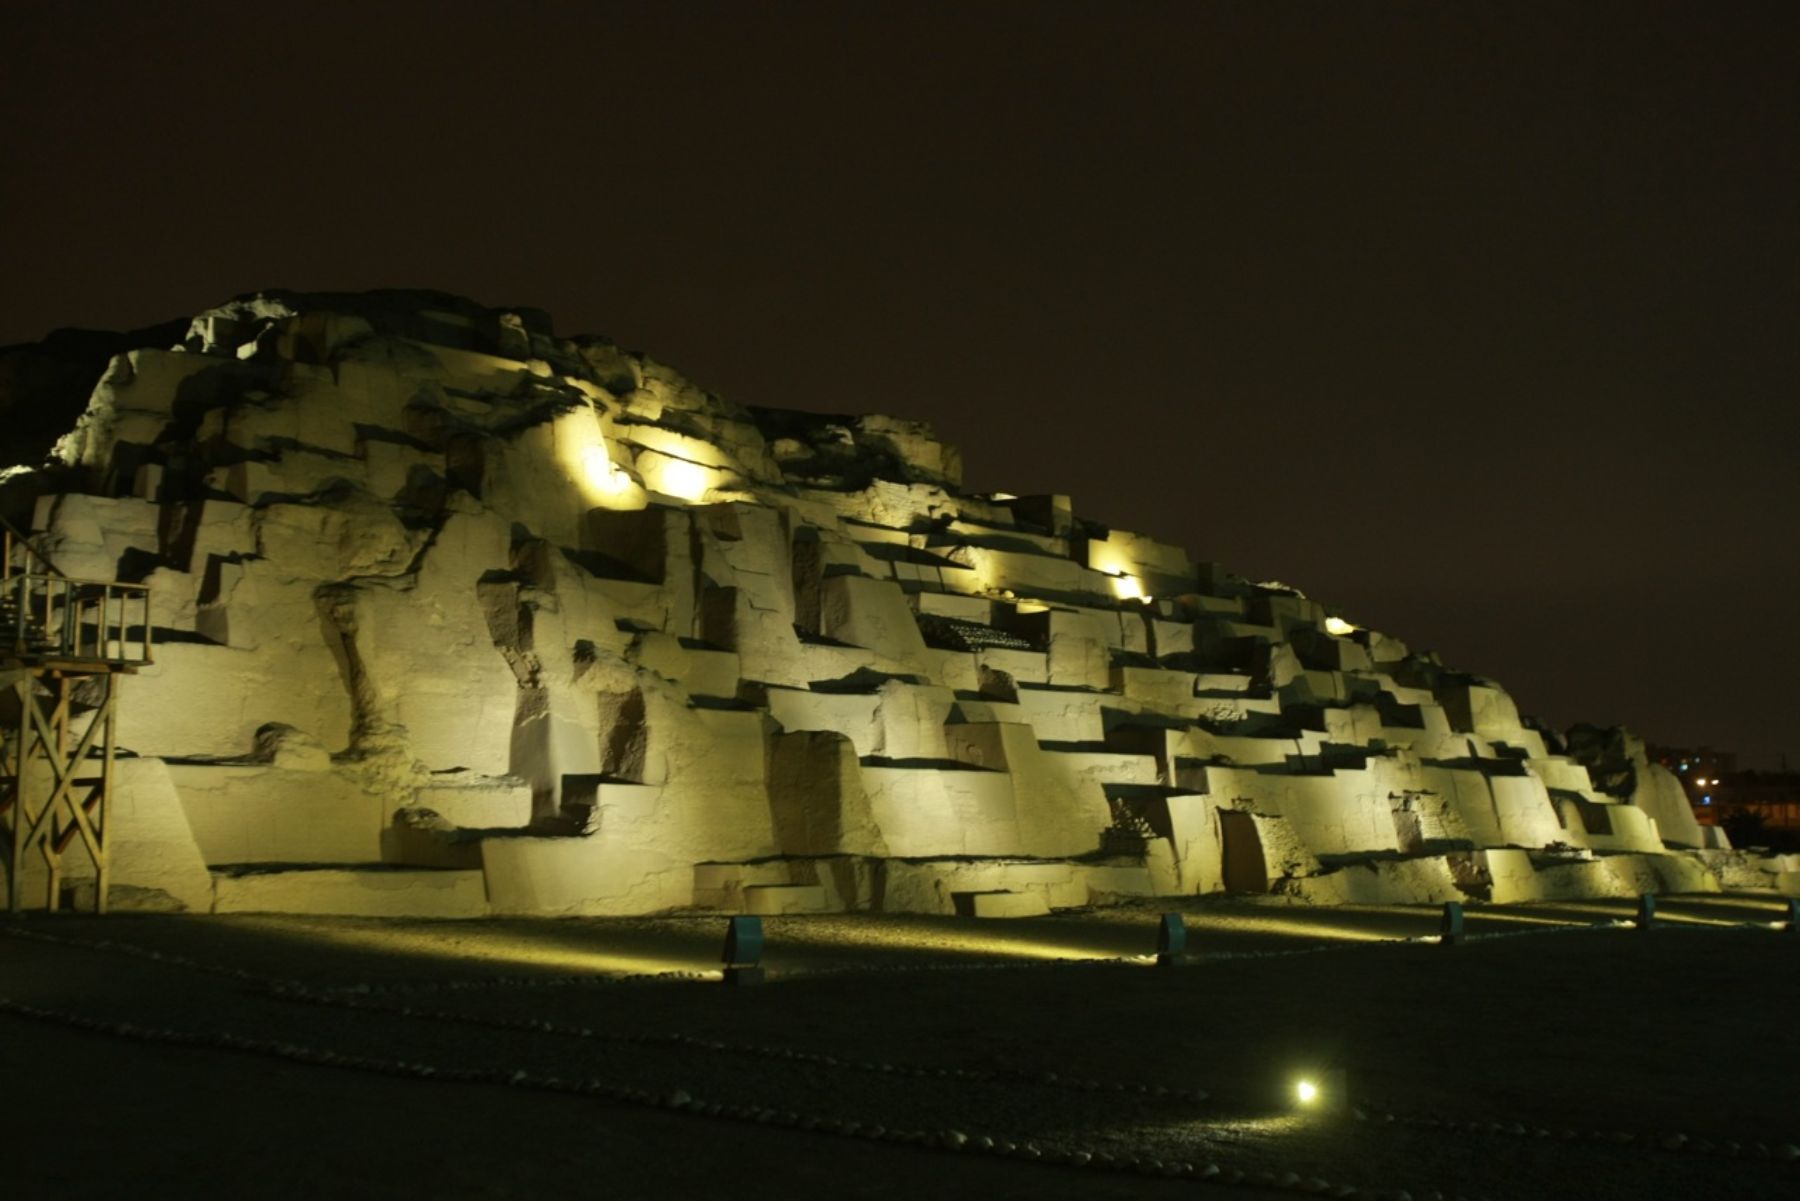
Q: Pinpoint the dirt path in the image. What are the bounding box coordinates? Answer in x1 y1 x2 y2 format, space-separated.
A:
2 895 1794 1200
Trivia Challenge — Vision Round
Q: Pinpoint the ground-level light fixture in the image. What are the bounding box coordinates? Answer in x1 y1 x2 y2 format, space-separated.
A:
722 915 765 986
1156 912 1187 967
1440 900 1465 946
1290 1067 1347 1115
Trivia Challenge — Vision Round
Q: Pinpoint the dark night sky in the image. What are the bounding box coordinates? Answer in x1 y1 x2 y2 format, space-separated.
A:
3 2 1796 765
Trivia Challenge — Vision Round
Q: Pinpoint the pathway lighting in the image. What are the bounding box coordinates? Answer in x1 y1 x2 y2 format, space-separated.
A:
722 915 765 986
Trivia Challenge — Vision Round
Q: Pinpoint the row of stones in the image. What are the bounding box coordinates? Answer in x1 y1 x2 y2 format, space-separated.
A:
0 924 1212 1099
268 978 1212 1102
0 993 1427 1201
1367 1109 1800 1164
0 924 1212 1103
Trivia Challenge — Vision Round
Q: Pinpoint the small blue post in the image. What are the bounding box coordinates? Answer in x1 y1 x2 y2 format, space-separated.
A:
1440 901 1464 946
722 915 765 985
1785 897 1798 934
1156 913 1187 967
1637 893 1657 932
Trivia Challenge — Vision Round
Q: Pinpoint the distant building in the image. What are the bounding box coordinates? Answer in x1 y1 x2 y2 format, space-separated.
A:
1647 744 1734 824
1649 744 1800 838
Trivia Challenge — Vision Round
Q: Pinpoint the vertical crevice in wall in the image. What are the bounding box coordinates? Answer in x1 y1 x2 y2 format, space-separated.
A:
314 583 393 755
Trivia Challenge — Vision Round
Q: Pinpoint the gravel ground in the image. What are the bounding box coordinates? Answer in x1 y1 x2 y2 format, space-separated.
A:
2 894 1795 1201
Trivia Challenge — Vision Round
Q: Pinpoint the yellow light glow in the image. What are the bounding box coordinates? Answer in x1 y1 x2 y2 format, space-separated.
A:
559 408 641 507
233 917 711 978
1111 574 1145 602
1174 912 1393 944
581 445 633 494
658 457 711 501
1324 616 1357 636
776 914 1132 965
1014 600 1049 614
1295 1079 1319 1105
1678 896 1788 913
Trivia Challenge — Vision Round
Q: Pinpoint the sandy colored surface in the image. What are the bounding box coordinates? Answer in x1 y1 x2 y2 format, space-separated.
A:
3 894 1796 1200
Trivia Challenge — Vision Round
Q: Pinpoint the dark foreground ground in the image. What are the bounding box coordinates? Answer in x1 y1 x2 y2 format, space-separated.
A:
2 894 1796 1201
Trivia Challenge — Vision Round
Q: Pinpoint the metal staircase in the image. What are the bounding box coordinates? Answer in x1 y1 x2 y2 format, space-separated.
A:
3 517 153 914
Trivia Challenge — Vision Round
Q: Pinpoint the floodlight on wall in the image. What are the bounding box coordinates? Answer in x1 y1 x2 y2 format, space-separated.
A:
1156 912 1187 967
722 915 765 986
1323 616 1357 636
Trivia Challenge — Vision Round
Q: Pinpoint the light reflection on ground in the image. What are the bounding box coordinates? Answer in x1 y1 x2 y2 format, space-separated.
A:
1670 893 1786 912
186 892 1791 987
9 890 1795 1201
239 916 716 978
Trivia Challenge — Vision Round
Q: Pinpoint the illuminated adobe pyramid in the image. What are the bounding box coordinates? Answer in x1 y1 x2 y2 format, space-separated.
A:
0 290 1744 915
